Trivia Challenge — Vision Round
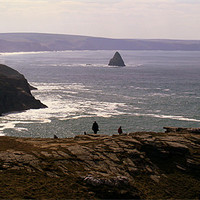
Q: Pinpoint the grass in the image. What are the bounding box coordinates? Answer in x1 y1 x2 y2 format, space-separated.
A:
0 170 89 199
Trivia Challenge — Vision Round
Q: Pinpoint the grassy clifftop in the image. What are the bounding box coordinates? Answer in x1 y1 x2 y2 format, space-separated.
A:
0 131 199 199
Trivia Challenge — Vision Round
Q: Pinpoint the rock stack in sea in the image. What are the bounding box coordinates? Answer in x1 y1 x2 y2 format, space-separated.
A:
108 51 126 66
0 64 47 115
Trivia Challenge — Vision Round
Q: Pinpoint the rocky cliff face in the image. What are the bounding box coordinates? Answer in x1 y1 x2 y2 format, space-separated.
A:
108 51 126 66
0 130 199 199
0 64 47 115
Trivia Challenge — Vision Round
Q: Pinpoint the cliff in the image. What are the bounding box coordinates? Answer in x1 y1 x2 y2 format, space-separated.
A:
0 64 47 115
0 130 199 199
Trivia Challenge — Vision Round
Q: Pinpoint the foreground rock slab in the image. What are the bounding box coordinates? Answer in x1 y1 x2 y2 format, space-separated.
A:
0 131 200 199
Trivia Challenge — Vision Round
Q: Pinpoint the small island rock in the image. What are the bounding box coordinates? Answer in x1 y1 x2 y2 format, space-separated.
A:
108 51 125 67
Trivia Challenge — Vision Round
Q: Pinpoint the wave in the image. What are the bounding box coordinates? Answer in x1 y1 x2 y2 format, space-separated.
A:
0 50 79 56
31 82 93 94
0 119 33 135
34 63 143 68
147 93 171 97
0 51 51 56
133 113 200 122
0 81 128 132
81 63 142 68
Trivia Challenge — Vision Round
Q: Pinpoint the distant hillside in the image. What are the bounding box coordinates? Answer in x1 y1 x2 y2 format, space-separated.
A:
0 33 200 52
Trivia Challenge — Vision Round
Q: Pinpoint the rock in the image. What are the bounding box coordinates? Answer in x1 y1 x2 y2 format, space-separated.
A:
150 175 160 183
187 158 200 171
163 126 200 134
29 85 37 90
0 64 36 91
165 141 189 155
83 175 129 187
0 64 47 115
176 165 186 171
82 175 139 199
108 51 125 66
0 131 200 199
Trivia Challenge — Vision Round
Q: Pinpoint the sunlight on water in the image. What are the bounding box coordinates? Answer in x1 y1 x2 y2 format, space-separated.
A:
133 113 200 122
0 82 128 135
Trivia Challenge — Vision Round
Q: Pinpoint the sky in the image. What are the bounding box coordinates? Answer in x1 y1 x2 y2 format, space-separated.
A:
0 0 200 40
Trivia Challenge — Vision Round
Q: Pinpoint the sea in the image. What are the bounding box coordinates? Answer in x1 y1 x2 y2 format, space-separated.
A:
0 50 200 138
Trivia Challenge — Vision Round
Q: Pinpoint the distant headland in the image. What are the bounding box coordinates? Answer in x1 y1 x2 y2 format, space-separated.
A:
0 33 200 52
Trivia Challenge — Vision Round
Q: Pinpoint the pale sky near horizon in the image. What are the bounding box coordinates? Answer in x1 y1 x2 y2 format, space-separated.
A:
0 0 200 40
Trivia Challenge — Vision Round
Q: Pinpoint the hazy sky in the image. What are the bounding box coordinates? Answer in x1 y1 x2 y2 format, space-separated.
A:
0 0 200 39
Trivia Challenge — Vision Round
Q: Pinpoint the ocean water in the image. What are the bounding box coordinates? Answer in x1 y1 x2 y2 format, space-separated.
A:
0 50 200 138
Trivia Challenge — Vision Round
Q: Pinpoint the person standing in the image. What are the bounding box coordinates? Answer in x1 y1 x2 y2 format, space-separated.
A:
92 121 99 134
118 126 123 134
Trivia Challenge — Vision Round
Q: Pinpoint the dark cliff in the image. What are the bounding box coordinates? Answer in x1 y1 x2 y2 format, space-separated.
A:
0 64 47 115
0 130 199 199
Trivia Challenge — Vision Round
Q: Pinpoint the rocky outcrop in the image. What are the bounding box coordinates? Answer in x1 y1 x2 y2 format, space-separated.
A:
0 64 47 115
108 51 126 66
0 131 199 199
164 126 200 134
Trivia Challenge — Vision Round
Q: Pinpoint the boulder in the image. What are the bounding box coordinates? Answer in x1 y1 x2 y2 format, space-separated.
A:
0 64 47 115
108 51 125 66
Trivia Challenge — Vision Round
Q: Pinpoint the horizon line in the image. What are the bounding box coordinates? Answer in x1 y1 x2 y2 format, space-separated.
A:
1 31 200 41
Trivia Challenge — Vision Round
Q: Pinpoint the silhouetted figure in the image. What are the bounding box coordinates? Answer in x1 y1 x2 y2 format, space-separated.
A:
118 126 123 134
92 121 99 134
54 134 58 139
84 131 87 135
